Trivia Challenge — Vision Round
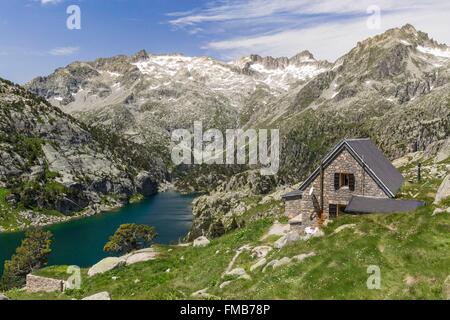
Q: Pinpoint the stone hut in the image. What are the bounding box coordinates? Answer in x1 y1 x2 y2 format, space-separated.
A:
283 138 423 232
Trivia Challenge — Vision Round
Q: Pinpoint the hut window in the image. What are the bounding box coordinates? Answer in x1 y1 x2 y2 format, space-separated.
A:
340 173 350 187
329 204 337 218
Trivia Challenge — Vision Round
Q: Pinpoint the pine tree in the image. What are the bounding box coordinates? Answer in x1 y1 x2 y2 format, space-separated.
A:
104 224 157 255
1 228 52 290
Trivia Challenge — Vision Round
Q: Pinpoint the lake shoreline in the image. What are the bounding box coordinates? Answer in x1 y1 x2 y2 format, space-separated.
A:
0 201 125 235
0 192 196 275
0 183 194 235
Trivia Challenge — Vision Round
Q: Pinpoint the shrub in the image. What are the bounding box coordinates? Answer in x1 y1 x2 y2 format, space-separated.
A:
104 224 157 255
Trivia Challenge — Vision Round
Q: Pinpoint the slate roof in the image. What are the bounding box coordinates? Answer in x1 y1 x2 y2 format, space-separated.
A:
281 190 303 200
345 139 404 196
296 138 404 198
345 196 424 213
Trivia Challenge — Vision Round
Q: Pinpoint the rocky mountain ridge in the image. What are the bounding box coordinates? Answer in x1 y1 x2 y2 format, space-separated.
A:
25 47 330 150
0 78 165 231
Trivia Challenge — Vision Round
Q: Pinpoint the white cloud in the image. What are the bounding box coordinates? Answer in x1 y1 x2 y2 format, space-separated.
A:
38 0 62 5
49 46 80 56
169 0 442 26
169 0 450 61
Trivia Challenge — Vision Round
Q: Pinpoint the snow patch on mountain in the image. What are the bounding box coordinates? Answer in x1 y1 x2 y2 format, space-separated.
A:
250 63 327 90
417 45 450 58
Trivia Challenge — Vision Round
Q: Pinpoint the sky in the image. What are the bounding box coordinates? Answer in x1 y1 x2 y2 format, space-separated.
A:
1 0 450 84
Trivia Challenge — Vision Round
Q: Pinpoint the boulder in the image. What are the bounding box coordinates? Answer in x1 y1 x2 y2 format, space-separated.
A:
219 281 232 289
435 138 450 163
434 175 450 205
261 221 290 240
251 246 272 258
274 236 287 249
432 208 445 216
272 257 292 269
0 294 8 300
250 258 267 272
191 288 217 299
82 292 111 300
88 257 125 277
292 252 316 262
286 230 300 242
124 248 158 266
262 260 278 273
239 274 252 280
225 268 247 278
193 236 210 247
274 231 300 249
224 245 251 275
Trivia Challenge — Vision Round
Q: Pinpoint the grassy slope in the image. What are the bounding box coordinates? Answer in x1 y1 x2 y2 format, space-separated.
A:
5 162 450 300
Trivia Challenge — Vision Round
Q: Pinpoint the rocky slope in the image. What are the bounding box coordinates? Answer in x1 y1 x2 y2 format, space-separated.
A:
187 170 281 240
0 78 165 231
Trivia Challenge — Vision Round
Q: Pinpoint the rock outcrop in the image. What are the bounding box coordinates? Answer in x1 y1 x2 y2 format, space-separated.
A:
193 236 210 248
0 78 164 231
88 257 126 277
274 231 300 249
123 247 158 266
434 175 450 204
272 257 292 269
250 258 267 272
191 288 218 299
87 247 159 276
82 292 111 300
251 246 272 258
434 138 450 163
188 172 281 241
292 252 316 262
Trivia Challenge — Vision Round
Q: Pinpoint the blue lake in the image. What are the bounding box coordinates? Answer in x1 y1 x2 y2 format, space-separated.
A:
0 192 195 276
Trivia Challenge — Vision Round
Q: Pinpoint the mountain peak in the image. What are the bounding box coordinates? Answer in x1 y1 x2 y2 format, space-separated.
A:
352 24 430 52
383 24 430 43
400 23 417 34
132 49 149 62
290 50 316 63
